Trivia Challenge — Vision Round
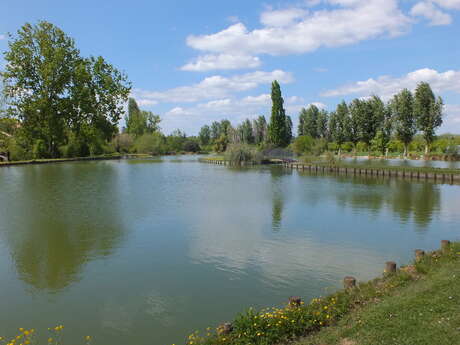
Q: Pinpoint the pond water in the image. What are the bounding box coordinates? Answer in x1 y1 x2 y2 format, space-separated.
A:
0 156 459 345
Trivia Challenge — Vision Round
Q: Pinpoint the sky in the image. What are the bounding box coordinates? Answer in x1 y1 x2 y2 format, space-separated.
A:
1 0 460 135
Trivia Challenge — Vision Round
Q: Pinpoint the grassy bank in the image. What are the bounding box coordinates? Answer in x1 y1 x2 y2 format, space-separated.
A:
189 241 460 345
0 154 153 167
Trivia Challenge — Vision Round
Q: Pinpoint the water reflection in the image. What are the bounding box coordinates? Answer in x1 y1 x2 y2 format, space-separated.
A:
0 163 125 291
299 172 441 228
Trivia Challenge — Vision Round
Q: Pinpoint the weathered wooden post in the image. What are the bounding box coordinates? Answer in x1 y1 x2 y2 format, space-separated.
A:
441 240 451 252
343 276 356 289
385 261 397 273
415 249 425 262
217 323 233 336
288 296 302 307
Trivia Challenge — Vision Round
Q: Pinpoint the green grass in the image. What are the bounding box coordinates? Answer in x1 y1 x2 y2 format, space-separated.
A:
188 243 460 345
295 245 460 345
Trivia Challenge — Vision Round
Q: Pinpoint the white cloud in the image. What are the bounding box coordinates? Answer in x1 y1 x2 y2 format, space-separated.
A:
440 104 460 133
136 99 158 106
181 54 261 71
260 8 308 27
410 1 452 26
186 0 410 56
314 67 328 73
133 70 293 103
322 68 460 100
432 0 460 9
161 93 324 135
0 34 5 40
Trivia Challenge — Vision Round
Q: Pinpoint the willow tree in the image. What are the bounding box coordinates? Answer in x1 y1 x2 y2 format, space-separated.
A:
414 82 443 154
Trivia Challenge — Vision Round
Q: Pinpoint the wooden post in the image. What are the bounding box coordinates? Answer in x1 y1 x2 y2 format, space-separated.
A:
343 276 356 289
415 249 425 262
441 240 451 252
288 296 302 307
217 323 233 336
385 261 397 273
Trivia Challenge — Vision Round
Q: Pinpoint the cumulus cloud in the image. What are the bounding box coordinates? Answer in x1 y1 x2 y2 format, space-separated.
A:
0 34 5 40
432 0 460 9
410 1 452 26
322 68 460 100
181 54 261 71
136 99 158 106
440 104 460 133
186 0 410 56
133 70 293 103
260 7 308 27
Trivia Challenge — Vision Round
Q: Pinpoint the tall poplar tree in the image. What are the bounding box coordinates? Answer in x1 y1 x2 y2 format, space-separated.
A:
268 80 288 147
414 82 443 154
391 89 416 158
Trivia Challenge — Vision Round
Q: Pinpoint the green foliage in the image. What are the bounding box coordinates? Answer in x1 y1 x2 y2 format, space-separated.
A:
183 139 201 153
199 125 211 146
133 132 166 155
224 144 262 165
253 116 268 145
391 89 416 157
268 81 290 147
214 134 229 153
125 98 160 137
292 135 314 155
112 133 134 153
1 21 130 159
298 105 319 138
414 82 443 153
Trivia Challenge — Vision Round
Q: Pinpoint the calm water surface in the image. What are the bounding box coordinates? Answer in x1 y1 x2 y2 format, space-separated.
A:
0 156 459 345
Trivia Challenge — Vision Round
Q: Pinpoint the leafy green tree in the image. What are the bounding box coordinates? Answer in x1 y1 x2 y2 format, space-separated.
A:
292 135 314 154
285 115 293 144
125 98 160 136
239 119 254 144
372 103 393 156
298 105 319 138
414 82 443 154
330 101 351 154
391 89 416 157
253 115 267 145
317 109 329 139
199 125 211 146
210 121 221 142
2 21 130 158
268 80 289 147
348 99 363 152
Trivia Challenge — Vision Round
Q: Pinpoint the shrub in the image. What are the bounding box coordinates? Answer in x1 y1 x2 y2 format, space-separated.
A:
292 135 314 155
133 132 166 155
224 144 262 165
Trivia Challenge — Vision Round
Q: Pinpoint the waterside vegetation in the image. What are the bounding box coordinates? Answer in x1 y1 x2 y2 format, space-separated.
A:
186 241 460 345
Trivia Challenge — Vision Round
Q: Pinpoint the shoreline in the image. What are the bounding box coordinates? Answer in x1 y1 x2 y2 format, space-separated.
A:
189 241 460 345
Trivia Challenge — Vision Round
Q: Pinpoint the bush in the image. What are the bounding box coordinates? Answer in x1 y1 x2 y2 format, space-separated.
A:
224 144 262 165
183 139 201 153
388 139 404 153
133 132 166 155
32 139 48 159
292 135 314 155
112 133 134 153
341 142 354 152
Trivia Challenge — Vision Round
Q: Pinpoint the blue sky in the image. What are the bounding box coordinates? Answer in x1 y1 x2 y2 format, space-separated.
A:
1 0 460 134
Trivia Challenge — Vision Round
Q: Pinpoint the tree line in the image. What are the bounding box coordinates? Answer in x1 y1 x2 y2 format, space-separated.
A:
0 21 453 162
298 83 444 157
